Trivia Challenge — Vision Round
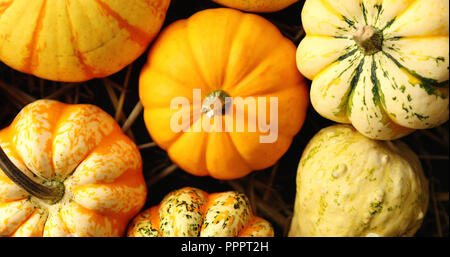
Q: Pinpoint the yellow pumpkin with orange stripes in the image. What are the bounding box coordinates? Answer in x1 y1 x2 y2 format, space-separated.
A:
0 0 170 82
127 187 274 237
0 100 147 236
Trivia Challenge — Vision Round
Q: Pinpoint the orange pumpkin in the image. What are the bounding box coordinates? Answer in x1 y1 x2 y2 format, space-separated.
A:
0 0 170 82
127 187 274 237
0 99 147 236
139 8 309 180
212 0 298 12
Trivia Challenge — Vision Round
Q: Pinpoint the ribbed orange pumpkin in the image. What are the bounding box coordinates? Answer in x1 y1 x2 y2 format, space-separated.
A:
0 0 170 82
0 100 147 237
139 8 309 180
127 187 274 237
212 0 298 12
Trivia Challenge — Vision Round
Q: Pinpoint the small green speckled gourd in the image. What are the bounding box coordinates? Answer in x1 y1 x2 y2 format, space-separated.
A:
127 187 274 237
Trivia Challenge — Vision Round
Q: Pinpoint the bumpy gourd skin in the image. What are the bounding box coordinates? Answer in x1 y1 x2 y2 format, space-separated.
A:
0 100 147 237
0 0 170 82
212 0 298 12
127 187 274 237
297 0 449 140
289 125 429 237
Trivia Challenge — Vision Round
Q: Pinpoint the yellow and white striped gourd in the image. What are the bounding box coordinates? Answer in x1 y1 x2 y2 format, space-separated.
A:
297 0 449 140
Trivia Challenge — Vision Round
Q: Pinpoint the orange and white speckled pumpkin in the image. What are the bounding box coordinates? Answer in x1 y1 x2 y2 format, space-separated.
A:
0 0 170 82
0 99 147 237
127 187 274 237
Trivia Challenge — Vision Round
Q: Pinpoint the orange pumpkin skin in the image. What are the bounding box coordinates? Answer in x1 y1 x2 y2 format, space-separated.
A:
212 0 298 12
127 187 274 237
0 100 147 237
0 0 170 82
139 8 309 180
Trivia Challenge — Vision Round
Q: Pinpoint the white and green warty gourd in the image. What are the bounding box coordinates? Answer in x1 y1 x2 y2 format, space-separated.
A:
297 0 449 140
289 125 429 237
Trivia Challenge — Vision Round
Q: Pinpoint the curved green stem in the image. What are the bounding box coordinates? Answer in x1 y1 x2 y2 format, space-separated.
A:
0 146 64 204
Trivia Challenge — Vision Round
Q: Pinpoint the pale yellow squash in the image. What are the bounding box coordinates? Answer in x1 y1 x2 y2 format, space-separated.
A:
289 125 429 237
297 0 449 140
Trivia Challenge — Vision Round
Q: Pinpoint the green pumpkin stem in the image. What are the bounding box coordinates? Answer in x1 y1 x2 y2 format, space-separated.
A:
201 90 231 118
353 25 383 55
0 146 64 204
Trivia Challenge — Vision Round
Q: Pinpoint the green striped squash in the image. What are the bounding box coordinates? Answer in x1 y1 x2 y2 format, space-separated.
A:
297 0 449 140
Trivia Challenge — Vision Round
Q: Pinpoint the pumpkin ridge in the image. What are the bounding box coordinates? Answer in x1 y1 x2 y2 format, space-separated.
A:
318 0 345 20
226 53 291 97
369 55 407 131
10 208 42 237
220 14 246 92
151 66 209 91
382 51 448 93
57 203 84 236
359 1 369 25
66 119 123 179
64 201 128 236
224 131 253 173
376 52 448 130
51 104 122 179
238 216 271 237
93 0 151 48
346 57 365 116
22 0 47 74
370 55 383 106
374 57 417 134
53 211 72 236
226 61 280 97
214 131 252 178
385 35 448 41
372 3 383 27
69 132 139 187
310 46 360 83
185 18 215 93
64 0 96 79
45 100 68 178
223 15 287 95
0 200 34 236
77 33 119 56
0 128 37 192
388 0 421 28
373 56 407 129
163 104 203 150
332 51 362 104
71 183 146 217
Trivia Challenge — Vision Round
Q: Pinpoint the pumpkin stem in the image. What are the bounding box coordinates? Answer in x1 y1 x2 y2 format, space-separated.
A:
353 25 383 55
0 146 64 204
201 90 231 118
